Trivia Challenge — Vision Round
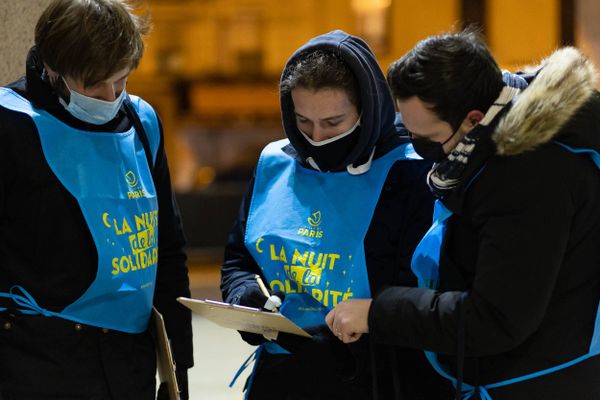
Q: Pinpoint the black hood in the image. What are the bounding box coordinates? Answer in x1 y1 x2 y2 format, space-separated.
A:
280 30 397 171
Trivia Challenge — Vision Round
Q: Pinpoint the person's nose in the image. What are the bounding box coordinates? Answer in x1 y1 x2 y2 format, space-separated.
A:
311 126 326 142
96 83 118 102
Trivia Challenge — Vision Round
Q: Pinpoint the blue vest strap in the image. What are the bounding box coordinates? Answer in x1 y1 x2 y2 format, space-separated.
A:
0 286 60 317
229 347 259 388
555 142 600 169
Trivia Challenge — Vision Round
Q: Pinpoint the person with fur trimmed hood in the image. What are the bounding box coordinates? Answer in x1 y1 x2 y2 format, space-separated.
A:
326 30 600 399
220 30 453 399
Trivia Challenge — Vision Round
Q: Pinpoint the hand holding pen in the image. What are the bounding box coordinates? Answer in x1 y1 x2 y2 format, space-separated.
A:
255 274 283 312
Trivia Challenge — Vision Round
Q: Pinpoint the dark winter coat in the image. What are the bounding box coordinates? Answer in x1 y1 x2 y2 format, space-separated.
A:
369 47 600 400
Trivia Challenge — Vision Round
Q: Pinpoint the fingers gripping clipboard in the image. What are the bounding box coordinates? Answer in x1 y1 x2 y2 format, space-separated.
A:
176 297 312 338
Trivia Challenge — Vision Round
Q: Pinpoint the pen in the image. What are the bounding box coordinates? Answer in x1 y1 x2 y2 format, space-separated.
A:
255 274 271 298
255 274 281 312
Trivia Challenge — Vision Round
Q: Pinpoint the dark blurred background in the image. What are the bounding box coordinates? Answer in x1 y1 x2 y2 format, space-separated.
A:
3 0 600 266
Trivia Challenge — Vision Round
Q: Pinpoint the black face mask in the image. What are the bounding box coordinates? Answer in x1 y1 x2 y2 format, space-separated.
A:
300 121 361 172
409 128 458 162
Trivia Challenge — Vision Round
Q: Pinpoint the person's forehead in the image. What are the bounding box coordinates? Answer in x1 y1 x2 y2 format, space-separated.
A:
292 87 354 115
293 87 350 102
102 67 131 83
70 67 131 87
396 97 443 131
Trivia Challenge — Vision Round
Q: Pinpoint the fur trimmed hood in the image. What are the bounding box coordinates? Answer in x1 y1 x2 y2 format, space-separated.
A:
494 47 598 156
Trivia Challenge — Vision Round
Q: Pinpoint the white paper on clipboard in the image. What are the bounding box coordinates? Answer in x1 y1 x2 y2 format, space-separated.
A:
177 297 311 338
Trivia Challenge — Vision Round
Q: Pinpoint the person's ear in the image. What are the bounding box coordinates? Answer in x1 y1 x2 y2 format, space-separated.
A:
465 110 484 129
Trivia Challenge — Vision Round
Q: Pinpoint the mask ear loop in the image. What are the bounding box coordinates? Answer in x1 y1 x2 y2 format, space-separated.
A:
44 69 71 104
440 122 462 146
59 76 74 101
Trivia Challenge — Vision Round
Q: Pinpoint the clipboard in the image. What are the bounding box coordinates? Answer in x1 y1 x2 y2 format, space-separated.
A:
177 297 312 338
151 307 180 400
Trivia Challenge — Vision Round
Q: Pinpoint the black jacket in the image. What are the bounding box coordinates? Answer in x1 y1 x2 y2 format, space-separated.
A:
0 48 193 399
369 48 600 400
221 31 453 400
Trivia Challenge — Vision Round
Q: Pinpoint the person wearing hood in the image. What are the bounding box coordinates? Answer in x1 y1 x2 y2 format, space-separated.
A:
327 29 600 400
0 1 192 399
220 30 453 400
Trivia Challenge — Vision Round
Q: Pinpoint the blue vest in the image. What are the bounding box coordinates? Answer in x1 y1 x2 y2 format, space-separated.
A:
243 138 417 354
411 144 600 399
231 139 420 392
246 138 417 301
0 87 160 334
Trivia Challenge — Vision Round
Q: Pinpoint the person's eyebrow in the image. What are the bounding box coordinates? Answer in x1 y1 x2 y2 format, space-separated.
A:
321 114 346 122
88 72 130 88
294 112 347 122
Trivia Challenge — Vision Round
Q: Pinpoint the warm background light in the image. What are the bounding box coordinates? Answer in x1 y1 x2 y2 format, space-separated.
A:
2 0 600 253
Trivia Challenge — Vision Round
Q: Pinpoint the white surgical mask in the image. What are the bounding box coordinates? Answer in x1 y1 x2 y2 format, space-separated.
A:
59 77 127 125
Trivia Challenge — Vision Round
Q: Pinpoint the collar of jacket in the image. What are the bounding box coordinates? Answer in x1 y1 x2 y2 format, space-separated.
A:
493 47 598 156
24 47 65 112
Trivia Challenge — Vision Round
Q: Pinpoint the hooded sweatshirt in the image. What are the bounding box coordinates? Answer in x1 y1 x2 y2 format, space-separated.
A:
280 30 401 172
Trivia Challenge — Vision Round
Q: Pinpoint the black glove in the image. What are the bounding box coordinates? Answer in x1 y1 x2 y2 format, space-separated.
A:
237 285 285 345
237 284 267 345
275 324 355 374
156 368 188 400
238 284 268 309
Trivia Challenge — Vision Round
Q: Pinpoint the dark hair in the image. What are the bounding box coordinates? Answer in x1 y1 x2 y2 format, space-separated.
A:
35 0 151 87
387 29 503 130
280 50 360 110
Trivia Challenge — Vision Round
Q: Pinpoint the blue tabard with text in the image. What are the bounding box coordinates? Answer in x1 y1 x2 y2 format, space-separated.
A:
0 88 160 333
245 138 419 317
